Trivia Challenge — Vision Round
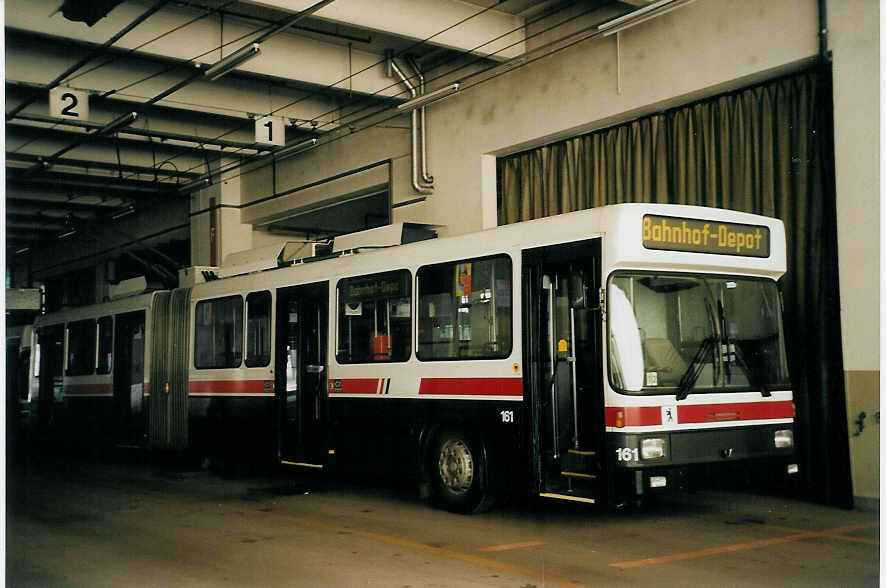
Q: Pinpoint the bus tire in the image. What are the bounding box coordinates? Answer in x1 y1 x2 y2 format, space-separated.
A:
431 430 492 514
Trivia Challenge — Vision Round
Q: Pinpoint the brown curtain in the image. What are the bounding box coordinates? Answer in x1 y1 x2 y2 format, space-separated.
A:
499 68 851 506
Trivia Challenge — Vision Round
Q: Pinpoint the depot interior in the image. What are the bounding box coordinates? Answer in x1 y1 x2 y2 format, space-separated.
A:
3 0 879 510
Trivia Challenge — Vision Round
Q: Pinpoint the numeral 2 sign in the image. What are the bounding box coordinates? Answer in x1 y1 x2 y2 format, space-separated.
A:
49 87 89 121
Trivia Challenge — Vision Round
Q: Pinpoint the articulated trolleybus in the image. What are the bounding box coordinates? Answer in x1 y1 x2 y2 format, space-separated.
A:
24 203 797 512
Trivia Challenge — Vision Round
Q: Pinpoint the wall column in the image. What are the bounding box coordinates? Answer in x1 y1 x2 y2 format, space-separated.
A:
190 158 254 268
830 1 879 511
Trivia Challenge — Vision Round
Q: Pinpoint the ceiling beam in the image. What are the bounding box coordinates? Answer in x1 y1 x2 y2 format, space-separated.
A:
6 205 99 221
5 27 352 127
6 0 402 98
7 151 202 180
244 0 526 60
6 123 227 174
7 169 183 196
6 193 129 210
7 111 271 154
7 230 58 242
6 215 70 232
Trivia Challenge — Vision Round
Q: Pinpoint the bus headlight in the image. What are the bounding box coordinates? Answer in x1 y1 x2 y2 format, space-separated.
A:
641 437 666 460
649 475 667 488
774 429 793 449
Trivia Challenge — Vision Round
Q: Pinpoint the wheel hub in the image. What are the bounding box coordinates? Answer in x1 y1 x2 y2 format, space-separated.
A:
438 438 474 495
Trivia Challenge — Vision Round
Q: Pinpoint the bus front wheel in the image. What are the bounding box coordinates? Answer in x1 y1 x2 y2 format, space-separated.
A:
431 430 492 514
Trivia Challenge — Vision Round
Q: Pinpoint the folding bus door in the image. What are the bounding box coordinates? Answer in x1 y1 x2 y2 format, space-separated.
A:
275 282 329 469
523 239 604 502
113 311 146 446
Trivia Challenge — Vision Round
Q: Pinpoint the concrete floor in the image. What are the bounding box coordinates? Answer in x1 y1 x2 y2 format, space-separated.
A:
6 451 879 588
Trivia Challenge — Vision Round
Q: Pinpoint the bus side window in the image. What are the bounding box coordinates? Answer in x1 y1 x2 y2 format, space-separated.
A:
96 316 113 374
417 255 512 361
245 291 271 367
337 270 412 364
194 296 244 369
66 319 96 376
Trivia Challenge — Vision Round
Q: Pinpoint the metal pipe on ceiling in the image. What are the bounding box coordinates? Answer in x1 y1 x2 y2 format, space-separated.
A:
406 56 434 186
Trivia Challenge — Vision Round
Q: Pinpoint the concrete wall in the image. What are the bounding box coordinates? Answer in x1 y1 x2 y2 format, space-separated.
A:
829 0 880 510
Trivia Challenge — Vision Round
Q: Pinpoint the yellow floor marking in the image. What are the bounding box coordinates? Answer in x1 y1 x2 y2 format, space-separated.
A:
478 540 547 552
749 523 880 546
281 515 589 588
611 521 879 569
825 534 880 546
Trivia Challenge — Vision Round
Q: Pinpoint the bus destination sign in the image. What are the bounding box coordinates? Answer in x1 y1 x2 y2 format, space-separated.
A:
642 214 770 257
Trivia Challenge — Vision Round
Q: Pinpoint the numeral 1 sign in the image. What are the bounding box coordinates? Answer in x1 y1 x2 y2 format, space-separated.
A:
49 87 89 121
255 115 285 146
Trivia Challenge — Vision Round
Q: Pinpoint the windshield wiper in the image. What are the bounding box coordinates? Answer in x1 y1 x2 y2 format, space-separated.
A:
676 297 719 401
675 336 716 401
732 342 772 397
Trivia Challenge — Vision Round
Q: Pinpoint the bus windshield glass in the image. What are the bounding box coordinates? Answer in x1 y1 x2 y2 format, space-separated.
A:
608 272 790 396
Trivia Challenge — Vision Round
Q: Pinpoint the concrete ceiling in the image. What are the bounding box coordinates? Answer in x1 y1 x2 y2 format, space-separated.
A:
5 0 651 274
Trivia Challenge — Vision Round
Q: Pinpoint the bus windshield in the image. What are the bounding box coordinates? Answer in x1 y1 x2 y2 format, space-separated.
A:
608 272 790 397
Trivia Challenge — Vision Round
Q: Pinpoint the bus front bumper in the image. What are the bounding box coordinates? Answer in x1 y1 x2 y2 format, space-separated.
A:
607 425 798 496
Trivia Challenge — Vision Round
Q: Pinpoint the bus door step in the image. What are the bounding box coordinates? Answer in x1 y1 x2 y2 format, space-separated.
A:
561 470 597 479
561 448 599 476
539 492 596 505
281 460 324 469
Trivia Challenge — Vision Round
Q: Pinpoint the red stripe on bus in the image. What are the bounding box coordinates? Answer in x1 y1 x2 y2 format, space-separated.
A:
605 406 662 427
605 401 795 427
188 380 274 395
677 401 794 423
330 379 381 394
418 378 523 397
64 383 113 396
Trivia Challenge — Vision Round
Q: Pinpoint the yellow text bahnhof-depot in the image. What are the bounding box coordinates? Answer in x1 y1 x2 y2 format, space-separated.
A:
642 215 768 256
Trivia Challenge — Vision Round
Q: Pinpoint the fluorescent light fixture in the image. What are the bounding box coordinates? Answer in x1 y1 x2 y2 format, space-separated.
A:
598 0 696 36
204 43 261 81
179 176 211 192
396 83 460 113
96 111 138 136
15 246 30 254
111 205 136 220
58 229 77 239
274 138 318 161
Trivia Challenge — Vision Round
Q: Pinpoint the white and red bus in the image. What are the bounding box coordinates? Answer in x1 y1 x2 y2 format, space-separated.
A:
27 292 162 446
23 203 797 512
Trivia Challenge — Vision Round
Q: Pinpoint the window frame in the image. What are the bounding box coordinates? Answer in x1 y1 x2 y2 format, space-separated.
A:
96 315 114 375
193 294 245 370
416 253 513 362
606 270 791 396
336 269 413 365
65 318 97 376
245 290 272 368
